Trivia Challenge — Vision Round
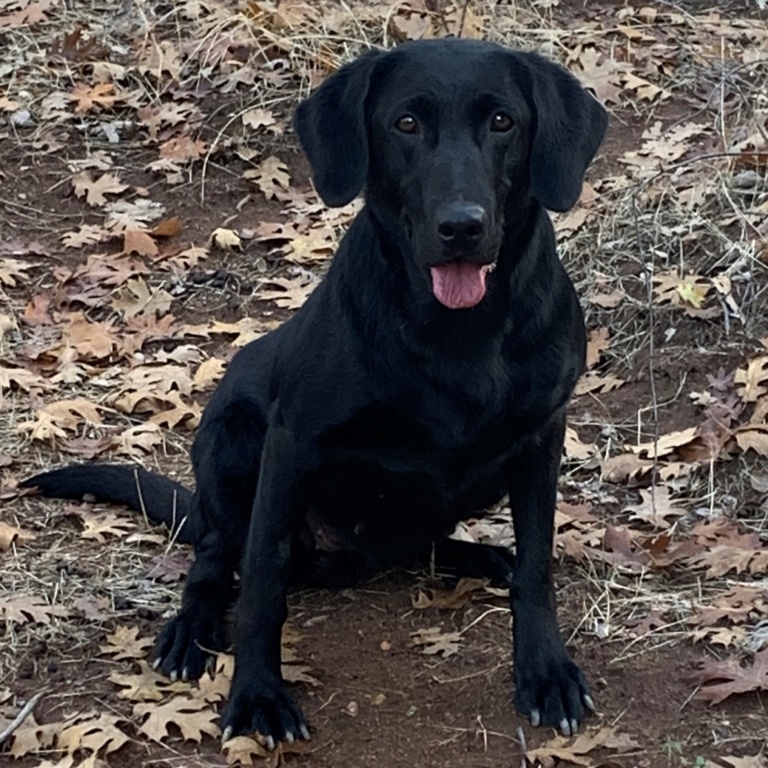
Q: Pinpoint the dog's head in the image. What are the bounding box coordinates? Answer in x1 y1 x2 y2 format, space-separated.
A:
294 39 607 310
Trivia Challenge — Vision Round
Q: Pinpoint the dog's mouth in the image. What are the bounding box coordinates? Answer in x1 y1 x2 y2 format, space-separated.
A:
429 261 496 309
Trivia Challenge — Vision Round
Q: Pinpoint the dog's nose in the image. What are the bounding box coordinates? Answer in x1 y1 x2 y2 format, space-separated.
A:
436 204 488 246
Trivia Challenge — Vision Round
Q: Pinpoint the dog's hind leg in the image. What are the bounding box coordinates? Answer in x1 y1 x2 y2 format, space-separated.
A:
433 537 515 587
152 516 237 681
153 401 263 682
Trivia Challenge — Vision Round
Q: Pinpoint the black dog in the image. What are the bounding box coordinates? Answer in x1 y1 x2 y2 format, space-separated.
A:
23 39 607 745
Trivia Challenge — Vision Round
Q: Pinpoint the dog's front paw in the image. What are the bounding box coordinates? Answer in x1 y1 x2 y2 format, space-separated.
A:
514 649 594 736
153 610 225 682
221 678 310 749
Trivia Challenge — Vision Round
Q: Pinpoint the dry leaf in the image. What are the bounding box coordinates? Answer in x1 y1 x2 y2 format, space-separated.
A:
410 626 462 658
80 510 137 542
112 277 173 318
192 357 226 391
624 486 687 529
589 288 626 308
586 327 610 370
412 577 489 610
100 625 153 660
18 399 108 441
0 364 52 392
245 156 291 200
574 372 626 396
0 258 33 286
134 695 221 742
63 312 117 359
0 594 70 624
565 426 596 461
68 83 119 113
0 520 36 550
72 171 128 206
525 726 640 767
630 427 699 459
122 229 159 257
735 357 768 402
57 712 130 755
111 423 164 458
110 661 189 702
259 275 318 310
685 648 768 704
208 228 242 252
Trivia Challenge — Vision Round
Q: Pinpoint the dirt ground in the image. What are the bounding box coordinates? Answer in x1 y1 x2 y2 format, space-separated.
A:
2 1 768 767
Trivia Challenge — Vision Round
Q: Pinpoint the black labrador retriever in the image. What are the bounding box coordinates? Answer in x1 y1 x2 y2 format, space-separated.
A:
23 38 607 745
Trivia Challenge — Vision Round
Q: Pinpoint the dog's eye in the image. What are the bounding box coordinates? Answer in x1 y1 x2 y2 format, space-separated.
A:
491 112 514 132
395 114 418 134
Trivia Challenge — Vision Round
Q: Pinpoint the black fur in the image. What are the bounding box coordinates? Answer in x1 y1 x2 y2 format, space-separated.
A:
23 39 607 744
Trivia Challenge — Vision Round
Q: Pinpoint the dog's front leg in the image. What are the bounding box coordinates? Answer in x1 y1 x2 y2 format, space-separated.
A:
221 425 310 747
508 411 594 736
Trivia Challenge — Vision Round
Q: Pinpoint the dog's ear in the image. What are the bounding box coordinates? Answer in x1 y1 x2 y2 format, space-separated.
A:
293 49 385 208
514 52 608 212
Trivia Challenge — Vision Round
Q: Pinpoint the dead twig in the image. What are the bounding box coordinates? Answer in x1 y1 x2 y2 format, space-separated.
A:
0 689 46 746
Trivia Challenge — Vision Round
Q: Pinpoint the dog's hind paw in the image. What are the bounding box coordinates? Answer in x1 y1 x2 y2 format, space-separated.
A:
152 609 225 681
221 679 310 746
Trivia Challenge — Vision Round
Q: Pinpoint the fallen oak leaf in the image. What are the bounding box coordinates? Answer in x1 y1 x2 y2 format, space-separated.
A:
629 426 699 459
410 626 462 658
133 695 220 742
122 229 158 257
259 275 318 310
79 510 137 542
112 277 173 318
223 734 310 766
57 712 130 755
159 136 206 164
192 357 226 391
586 327 610 370
524 726 640 767
412 577 490 610
0 0 59 27
623 486 687 530
573 372 625 396
0 364 53 392
735 356 768 402
110 660 189 702
564 426 596 461
6 711 61 758
244 155 291 201
685 648 768 705
100 625 153 661
68 82 120 113
72 171 128 206
0 257 33 286
146 552 192 583
62 312 117 359
0 520 36 550
720 755 768 768
17 398 110 441
0 594 70 625
111 423 164 459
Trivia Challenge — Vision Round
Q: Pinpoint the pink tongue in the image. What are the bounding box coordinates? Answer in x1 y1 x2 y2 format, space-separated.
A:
430 262 488 309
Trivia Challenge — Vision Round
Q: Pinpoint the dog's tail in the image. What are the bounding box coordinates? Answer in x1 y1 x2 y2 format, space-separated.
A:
21 465 197 544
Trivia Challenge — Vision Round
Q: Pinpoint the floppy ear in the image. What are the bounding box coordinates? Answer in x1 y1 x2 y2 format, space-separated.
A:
293 49 385 207
514 52 608 212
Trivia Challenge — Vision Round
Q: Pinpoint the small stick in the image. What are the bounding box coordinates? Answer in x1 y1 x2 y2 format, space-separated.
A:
0 690 46 746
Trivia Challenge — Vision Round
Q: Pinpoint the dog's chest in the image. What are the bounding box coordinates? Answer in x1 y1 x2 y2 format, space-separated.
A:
315 396 523 509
